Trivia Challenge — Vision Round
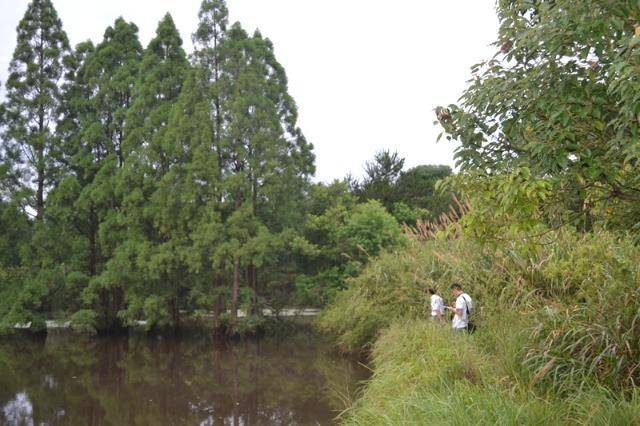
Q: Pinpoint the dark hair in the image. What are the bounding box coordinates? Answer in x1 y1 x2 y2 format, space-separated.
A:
450 283 462 291
428 288 435 295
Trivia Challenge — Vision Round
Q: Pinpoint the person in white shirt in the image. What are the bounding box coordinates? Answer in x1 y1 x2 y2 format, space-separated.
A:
448 283 474 332
428 288 445 322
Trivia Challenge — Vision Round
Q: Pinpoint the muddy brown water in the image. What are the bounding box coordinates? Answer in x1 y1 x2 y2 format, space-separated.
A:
0 331 368 425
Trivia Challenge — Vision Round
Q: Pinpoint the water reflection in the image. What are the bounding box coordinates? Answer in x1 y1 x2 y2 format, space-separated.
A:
0 331 367 425
3 392 34 426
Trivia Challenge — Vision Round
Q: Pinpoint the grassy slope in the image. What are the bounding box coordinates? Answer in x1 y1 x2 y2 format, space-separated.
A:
320 229 640 425
343 320 640 425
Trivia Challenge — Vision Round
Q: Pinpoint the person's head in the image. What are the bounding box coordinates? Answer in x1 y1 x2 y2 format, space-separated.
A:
450 283 463 297
428 288 436 296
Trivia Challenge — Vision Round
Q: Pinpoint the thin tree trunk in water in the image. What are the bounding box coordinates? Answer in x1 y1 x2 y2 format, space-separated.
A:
231 190 242 325
171 295 179 328
231 257 239 323
213 271 225 327
89 208 98 276
249 164 259 315
249 264 258 315
110 287 124 329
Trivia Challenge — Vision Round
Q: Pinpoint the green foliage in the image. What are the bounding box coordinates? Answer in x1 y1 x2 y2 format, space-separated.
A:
339 200 405 261
354 151 453 223
0 201 30 266
523 232 640 395
2 0 70 219
437 0 640 234
318 240 435 352
70 309 98 335
356 150 404 208
440 168 553 241
321 227 640 396
0 0 464 337
296 192 404 306
395 164 453 218
324 1 640 421
391 201 429 226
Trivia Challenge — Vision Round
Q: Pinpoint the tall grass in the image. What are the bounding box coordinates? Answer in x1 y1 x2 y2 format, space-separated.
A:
342 320 640 425
320 226 640 423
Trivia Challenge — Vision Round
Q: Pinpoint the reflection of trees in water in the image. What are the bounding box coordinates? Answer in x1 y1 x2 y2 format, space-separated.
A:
0 332 368 425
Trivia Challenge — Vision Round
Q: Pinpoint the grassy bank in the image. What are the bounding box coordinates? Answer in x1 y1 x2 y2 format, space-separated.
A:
342 319 640 425
320 228 640 424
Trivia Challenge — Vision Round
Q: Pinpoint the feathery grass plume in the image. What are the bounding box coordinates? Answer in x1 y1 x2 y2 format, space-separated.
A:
403 195 470 241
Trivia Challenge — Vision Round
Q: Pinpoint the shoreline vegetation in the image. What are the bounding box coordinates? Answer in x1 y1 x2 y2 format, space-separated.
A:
321 227 640 425
320 2 640 423
5 308 321 330
0 0 449 338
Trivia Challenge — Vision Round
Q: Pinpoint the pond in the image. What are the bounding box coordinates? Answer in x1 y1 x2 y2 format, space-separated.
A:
0 330 368 425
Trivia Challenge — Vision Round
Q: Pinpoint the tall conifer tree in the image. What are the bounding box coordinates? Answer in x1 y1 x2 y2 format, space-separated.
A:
2 0 70 220
191 0 231 320
109 14 191 328
193 0 229 199
66 18 142 328
218 23 315 319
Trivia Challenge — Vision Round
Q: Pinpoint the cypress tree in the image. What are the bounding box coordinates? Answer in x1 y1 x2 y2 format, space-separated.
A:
64 18 142 329
109 14 191 328
163 69 224 324
191 0 230 322
2 0 70 220
123 13 189 162
193 0 229 200
218 23 315 319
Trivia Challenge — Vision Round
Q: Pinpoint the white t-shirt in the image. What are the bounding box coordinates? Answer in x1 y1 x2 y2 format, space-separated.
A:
452 293 473 329
430 294 444 317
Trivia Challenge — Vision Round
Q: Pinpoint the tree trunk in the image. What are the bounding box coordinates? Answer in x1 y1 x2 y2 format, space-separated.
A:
231 256 240 322
249 264 258 315
36 165 44 221
231 189 243 324
36 31 45 221
89 208 98 276
213 270 225 327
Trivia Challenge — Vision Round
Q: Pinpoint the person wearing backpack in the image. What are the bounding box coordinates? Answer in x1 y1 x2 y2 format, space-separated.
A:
448 283 475 333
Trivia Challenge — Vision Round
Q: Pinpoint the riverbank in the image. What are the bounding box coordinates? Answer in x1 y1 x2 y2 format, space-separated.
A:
320 229 640 424
340 319 640 425
3 308 321 333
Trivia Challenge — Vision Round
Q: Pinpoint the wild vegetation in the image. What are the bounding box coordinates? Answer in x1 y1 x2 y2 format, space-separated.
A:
319 0 640 424
2 0 639 422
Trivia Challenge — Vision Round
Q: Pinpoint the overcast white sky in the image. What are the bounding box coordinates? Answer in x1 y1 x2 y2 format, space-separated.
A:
0 0 499 182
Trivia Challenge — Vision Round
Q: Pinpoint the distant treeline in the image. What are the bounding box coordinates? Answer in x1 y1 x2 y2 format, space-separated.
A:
0 0 451 334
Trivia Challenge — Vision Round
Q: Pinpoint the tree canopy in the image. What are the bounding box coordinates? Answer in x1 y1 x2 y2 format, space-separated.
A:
0 0 450 334
437 0 640 234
